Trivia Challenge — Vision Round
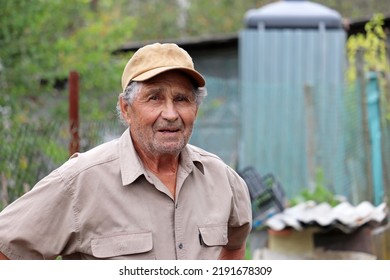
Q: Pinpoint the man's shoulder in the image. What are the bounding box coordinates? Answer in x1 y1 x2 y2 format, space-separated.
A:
187 144 222 159
58 139 120 179
186 144 245 187
186 144 227 167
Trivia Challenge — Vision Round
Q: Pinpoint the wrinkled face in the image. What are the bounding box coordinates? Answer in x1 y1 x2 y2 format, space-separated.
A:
121 70 198 157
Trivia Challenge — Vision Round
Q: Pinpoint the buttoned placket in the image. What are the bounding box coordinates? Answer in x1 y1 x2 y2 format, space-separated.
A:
174 198 185 259
173 162 193 259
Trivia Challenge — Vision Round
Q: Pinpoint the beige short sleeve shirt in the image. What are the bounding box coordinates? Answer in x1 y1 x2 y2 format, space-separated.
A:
0 129 252 260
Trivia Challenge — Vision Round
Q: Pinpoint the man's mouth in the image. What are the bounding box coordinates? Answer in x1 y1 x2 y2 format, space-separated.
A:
158 128 180 133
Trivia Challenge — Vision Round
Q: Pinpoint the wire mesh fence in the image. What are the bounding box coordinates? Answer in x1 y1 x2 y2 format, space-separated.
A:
0 119 125 209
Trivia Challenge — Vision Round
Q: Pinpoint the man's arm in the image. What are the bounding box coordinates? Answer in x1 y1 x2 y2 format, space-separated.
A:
0 251 9 260
218 243 246 260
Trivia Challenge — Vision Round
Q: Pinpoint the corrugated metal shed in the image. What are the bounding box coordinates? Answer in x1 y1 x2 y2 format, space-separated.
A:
266 201 388 232
239 1 347 200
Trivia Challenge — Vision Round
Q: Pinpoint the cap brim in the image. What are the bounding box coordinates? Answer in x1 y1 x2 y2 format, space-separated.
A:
132 66 205 87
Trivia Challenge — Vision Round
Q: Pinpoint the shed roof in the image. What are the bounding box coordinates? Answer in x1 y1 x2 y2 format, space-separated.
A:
114 33 238 54
114 15 390 53
266 201 388 233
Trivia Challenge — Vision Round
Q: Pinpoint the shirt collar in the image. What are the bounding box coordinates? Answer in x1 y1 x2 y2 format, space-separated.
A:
118 129 145 186
118 128 204 186
180 144 205 175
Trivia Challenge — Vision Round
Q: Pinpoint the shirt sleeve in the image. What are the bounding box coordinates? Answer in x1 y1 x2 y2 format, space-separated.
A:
225 166 252 250
0 169 78 260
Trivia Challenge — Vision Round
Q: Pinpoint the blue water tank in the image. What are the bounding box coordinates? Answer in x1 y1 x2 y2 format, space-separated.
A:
244 0 343 29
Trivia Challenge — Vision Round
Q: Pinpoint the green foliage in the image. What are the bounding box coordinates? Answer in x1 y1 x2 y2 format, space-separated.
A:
0 0 135 122
245 242 252 260
128 0 390 40
346 13 390 121
347 14 389 81
289 169 340 207
0 0 135 207
319 0 390 19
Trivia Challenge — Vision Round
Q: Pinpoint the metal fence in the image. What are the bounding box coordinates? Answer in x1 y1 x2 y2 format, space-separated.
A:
0 119 125 209
237 74 390 205
190 76 241 167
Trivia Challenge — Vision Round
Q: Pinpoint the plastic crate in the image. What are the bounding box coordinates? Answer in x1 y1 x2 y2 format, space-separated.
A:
239 167 286 229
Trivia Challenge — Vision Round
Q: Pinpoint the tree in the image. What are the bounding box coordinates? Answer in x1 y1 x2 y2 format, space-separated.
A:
0 0 135 207
347 13 390 117
0 0 136 121
346 13 390 201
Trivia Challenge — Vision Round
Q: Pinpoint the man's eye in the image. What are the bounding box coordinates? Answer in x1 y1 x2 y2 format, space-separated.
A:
175 95 190 102
149 95 159 101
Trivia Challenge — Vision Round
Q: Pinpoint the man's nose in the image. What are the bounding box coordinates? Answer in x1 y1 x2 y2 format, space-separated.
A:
161 100 179 121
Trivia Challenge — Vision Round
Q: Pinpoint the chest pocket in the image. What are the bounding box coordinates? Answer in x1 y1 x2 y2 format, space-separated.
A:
198 224 228 259
199 224 228 246
91 232 155 259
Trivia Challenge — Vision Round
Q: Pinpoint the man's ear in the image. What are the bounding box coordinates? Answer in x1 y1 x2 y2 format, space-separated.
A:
119 95 131 125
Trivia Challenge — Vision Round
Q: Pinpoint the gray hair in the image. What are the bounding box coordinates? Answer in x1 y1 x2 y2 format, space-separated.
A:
116 81 207 125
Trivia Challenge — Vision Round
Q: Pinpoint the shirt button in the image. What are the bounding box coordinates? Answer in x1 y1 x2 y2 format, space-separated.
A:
178 243 183 249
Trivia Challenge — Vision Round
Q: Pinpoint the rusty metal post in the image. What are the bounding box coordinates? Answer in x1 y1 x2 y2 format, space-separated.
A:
69 71 79 156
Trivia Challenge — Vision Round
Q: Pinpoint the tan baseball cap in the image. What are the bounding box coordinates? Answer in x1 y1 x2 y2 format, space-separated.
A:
121 43 205 91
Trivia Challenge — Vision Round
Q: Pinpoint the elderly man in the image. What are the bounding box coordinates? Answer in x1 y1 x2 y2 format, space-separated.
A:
0 43 251 260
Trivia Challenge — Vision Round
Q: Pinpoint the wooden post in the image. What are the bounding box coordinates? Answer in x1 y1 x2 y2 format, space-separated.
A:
69 71 79 156
356 50 373 201
304 84 316 191
380 73 390 204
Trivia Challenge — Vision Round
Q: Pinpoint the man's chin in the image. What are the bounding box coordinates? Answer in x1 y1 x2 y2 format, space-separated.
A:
154 142 186 155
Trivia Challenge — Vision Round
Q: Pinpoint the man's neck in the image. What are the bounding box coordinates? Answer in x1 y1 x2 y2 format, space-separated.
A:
143 154 179 175
143 156 179 199
132 139 180 198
